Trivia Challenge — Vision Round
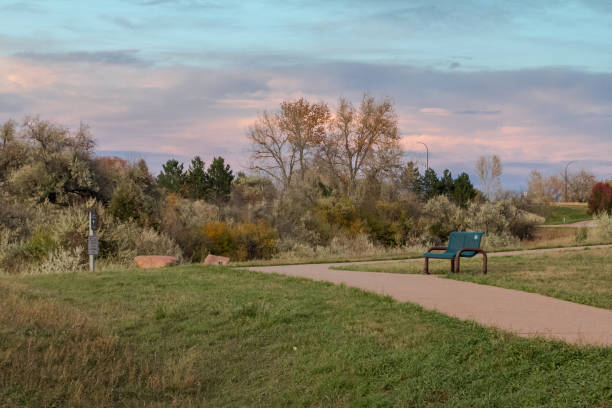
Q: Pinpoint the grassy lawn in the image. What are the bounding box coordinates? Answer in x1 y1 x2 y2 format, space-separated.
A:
1 266 611 407
531 204 592 225
334 247 612 310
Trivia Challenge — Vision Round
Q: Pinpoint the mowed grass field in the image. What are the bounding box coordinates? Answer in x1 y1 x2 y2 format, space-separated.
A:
334 247 612 310
1 264 612 407
536 203 592 225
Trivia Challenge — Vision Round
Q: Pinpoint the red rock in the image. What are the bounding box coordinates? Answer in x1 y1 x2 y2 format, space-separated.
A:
134 255 179 269
203 254 230 265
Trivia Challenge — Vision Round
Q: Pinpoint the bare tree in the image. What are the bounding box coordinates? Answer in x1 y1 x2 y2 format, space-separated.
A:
475 155 502 200
320 94 401 195
568 169 596 202
247 111 297 190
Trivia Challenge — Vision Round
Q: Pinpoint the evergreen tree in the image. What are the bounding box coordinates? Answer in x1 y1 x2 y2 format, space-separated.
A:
157 159 185 193
421 168 440 200
185 156 208 199
452 172 477 207
205 157 234 206
438 169 454 196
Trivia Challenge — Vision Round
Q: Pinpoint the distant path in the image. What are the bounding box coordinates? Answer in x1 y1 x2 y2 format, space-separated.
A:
541 220 596 227
248 244 612 346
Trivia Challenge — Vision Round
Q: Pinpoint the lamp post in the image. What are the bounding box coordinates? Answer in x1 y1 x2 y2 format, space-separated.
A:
564 160 576 203
417 142 429 171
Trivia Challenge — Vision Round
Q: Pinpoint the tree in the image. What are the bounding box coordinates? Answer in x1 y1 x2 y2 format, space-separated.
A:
421 168 439 200
321 94 401 195
109 178 144 222
278 98 329 182
452 172 477 207
397 161 422 197
568 169 596 202
8 117 98 204
185 156 208 199
247 111 296 190
476 155 502 200
438 169 454 196
527 170 563 202
205 157 234 207
0 119 27 182
157 159 185 194
1 119 17 149
587 182 612 215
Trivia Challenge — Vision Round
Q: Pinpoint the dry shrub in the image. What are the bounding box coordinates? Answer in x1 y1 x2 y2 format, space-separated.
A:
200 221 277 261
0 201 183 274
594 213 612 241
0 282 201 406
28 247 85 275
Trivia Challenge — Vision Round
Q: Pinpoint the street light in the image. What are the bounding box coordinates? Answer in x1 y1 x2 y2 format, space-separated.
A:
417 142 429 170
564 160 576 202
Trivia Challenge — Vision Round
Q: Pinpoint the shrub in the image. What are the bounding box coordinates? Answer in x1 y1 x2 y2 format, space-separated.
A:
423 195 463 242
29 247 85 275
200 221 277 261
587 182 612 215
594 213 612 241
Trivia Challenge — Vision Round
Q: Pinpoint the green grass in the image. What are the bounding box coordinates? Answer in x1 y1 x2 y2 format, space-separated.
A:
1 266 611 407
334 247 612 310
534 204 592 225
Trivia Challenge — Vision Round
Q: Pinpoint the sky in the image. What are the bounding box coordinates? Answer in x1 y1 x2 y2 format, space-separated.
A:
1 0 612 190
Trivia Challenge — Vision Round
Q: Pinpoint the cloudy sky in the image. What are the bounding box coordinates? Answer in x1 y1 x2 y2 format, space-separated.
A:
1 0 612 189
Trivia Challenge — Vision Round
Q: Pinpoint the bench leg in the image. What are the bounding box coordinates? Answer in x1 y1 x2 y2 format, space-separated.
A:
424 257 429 275
482 253 488 274
450 259 455 273
455 256 461 273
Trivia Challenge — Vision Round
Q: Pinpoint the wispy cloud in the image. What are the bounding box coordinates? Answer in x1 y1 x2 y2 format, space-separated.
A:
14 50 149 67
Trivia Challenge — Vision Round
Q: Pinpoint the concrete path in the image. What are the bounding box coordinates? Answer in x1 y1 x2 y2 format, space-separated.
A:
248 244 612 346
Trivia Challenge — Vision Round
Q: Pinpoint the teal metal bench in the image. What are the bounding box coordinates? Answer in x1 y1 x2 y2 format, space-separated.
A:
423 232 487 274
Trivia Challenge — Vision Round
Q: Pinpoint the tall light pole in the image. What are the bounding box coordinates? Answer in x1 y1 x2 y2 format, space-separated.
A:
564 160 576 202
417 142 429 171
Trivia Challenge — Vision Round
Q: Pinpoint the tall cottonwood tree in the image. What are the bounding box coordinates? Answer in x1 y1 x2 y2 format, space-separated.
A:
320 95 401 195
248 99 329 190
476 155 502 200
278 98 329 182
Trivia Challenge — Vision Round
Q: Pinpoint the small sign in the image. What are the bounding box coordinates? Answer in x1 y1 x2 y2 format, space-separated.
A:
90 209 98 231
88 236 99 256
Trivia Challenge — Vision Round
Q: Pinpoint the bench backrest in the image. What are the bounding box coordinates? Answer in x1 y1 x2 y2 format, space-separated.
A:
448 232 483 256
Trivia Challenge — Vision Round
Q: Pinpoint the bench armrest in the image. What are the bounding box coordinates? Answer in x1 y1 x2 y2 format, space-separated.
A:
427 246 448 252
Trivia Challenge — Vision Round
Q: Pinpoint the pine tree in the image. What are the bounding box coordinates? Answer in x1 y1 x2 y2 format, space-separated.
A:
185 156 207 199
205 157 234 206
157 159 185 194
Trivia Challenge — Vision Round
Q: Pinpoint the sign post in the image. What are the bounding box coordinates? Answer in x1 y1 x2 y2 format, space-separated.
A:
88 209 99 271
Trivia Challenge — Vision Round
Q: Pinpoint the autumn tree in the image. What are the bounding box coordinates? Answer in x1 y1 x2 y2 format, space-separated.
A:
278 98 329 182
248 99 329 191
321 95 401 195
476 155 502 200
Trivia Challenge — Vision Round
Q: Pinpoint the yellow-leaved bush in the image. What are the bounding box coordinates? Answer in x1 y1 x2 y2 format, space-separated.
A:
200 221 277 261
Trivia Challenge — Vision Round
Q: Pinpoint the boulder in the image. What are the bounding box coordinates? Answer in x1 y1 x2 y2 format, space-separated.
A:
203 254 230 265
134 255 179 269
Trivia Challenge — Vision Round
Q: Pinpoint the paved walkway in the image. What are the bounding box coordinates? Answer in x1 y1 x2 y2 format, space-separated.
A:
248 244 612 346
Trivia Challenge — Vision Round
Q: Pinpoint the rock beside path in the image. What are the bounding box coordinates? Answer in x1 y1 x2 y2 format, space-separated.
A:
203 254 230 265
134 255 179 269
